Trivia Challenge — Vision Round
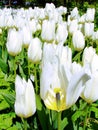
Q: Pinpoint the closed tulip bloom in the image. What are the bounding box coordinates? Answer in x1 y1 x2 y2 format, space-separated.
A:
20 25 32 47
70 7 79 20
85 8 95 22
72 30 85 51
79 14 86 23
57 6 67 15
28 38 42 63
6 28 22 56
83 47 98 74
68 19 78 35
82 47 96 69
14 75 36 118
84 23 94 38
92 31 98 44
40 43 90 111
81 72 98 103
81 47 98 103
55 22 68 43
41 20 56 42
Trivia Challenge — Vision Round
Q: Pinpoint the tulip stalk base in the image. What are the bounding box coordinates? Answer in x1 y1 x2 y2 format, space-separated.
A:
22 118 28 130
83 105 90 130
57 111 61 130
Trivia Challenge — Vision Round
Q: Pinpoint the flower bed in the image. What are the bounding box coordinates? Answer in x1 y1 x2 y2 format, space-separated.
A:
0 3 98 130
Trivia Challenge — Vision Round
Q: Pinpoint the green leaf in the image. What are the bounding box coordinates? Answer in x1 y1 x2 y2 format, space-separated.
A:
90 106 98 118
36 94 52 130
2 93 15 108
0 58 8 73
0 99 10 111
0 112 15 129
61 117 68 130
72 110 86 122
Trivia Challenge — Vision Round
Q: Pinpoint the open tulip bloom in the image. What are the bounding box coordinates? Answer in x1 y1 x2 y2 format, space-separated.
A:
40 43 90 112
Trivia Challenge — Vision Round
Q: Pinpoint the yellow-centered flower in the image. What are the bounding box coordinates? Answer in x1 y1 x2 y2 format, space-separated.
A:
44 88 66 112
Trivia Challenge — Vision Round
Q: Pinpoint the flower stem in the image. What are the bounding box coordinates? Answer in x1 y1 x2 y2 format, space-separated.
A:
57 111 61 130
83 105 90 130
23 118 28 130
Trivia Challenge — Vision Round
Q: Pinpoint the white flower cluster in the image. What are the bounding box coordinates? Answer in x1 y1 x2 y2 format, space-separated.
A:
2 3 97 116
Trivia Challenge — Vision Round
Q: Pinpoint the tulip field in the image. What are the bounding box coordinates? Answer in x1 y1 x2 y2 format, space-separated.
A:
0 2 98 130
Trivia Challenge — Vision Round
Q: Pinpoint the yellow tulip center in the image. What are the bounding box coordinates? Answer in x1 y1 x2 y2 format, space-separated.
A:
44 87 66 112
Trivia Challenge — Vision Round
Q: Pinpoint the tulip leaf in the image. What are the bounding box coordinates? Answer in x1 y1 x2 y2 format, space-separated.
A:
0 112 15 129
90 106 98 118
61 117 68 130
2 93 15 108
0 58 8 73
36 94 52 130
72 110 86 122
0 99 10 111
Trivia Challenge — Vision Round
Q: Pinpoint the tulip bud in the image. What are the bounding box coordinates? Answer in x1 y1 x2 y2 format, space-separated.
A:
20 25 32 48
68 19 78 35
6 28 22 56
72 30 85 51
70 7 79 20
82 47 96 66
28 38 42 63
41 20 55 42
84 22 94 38
55 22 68 43
85 8 95 22
14 75 36 118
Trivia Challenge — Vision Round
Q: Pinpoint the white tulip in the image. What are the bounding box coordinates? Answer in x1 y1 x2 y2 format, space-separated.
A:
85 8 95 22
40 43 90 111
70 7 79 20
41 20 56 42
81 47 98 103
72 30 85 51
57 6 67 15
82 47 96 69
28 38 42 63
28 19 41 34
68 19 78 35
6 28 22 56
20 25 32 47
81 72 98 103
84 22 94 37
56 22 68 43
79 14 86 23
14 75 36 118
92 31 98 44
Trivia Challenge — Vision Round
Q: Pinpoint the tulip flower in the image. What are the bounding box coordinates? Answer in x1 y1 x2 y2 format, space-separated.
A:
28 37 42 63
40 43 90 112
41 19 56 42
6 28 22 56
20 25 32 47
68 19 78 35
72 30 85 51
14 75 36 118
81 47 98 103
70 7 79 20
84 23 94 38
55 22 68 43
85 8 95 22
92 31 98 44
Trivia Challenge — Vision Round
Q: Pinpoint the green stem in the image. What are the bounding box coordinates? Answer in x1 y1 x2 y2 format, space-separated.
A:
12 56 16 77
57 111 61 130
23 118 28 130
34 64 38 94
83 105 90 130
